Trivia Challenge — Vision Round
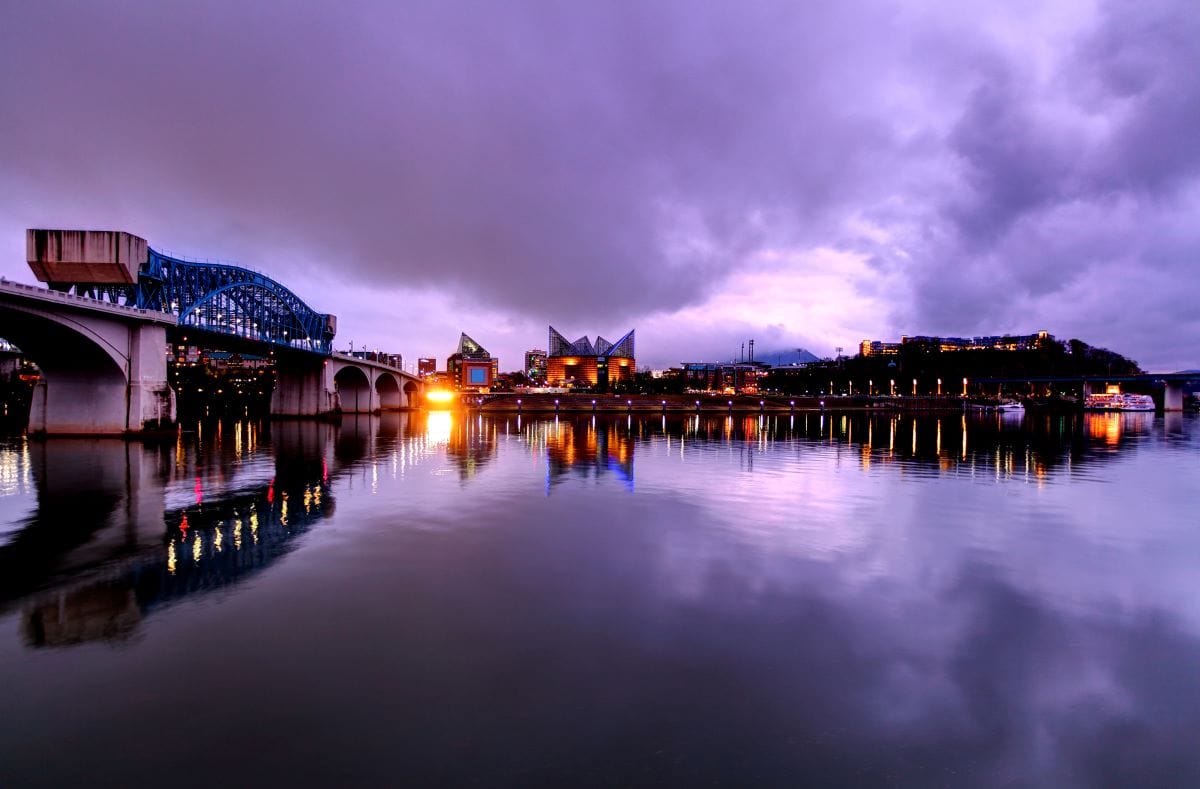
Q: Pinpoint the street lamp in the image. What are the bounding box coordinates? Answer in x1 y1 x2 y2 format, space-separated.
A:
890 379 895 396
912 378 917 396
937 378 942 396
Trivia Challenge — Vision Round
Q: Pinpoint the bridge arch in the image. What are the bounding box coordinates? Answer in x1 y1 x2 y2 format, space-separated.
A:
334 365 373 413
375 372 401 410
403 380 419 407
180 281 317 351
0 297 173 433
0 304 129 370
146 251 335 353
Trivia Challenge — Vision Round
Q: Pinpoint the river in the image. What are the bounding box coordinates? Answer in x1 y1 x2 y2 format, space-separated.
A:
0 410 1197 786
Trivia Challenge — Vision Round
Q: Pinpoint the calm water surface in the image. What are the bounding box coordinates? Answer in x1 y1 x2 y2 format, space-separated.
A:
0 411 1197 787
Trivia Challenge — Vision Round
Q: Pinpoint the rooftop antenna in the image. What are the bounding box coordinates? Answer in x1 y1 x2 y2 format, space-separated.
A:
749 339 755 362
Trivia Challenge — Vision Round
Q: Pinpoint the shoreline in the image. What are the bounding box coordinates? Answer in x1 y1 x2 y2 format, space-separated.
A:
457 393 996 414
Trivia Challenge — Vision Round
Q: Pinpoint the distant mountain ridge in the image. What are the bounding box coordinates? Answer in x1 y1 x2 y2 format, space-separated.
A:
752 348 821 366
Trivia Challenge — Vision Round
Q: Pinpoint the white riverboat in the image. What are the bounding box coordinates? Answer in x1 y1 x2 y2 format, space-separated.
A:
1084 386 1155 411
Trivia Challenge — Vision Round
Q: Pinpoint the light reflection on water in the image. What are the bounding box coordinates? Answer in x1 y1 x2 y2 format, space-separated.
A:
0 411 1196 786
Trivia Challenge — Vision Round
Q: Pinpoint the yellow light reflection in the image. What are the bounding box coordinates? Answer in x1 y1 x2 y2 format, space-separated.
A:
426 410 453 445
192 532 202 563
167 540 177 575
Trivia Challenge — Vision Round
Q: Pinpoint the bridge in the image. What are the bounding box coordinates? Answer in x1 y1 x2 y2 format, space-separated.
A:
968 373 1197 411
0 229 423 434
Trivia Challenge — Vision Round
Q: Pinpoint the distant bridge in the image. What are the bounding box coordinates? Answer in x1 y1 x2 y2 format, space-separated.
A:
0 230 422 434
968 373 1197 411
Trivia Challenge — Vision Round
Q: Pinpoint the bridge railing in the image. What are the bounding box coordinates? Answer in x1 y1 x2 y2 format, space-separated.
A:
333 351 406 372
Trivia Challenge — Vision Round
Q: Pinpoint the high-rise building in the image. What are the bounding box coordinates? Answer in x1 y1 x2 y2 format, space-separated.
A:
524 349 547 382
446 333 495 392
417 358 437 377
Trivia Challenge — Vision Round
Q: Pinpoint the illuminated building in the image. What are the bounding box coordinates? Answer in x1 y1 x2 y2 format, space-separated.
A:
417 358 437 377
446 332 496 392
524 349 547 382
545 327 635 390
861 330 1052 356
860 340 901 357
682 361 765 393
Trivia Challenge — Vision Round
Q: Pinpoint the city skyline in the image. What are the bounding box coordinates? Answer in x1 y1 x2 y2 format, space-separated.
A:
1 1 1197 372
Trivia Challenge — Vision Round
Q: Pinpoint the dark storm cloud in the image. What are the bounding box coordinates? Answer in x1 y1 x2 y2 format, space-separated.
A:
903 0 1200 362
0 0 1196 367
0 1 897 322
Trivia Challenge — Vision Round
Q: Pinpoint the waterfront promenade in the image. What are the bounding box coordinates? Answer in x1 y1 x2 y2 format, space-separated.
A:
467 392 965 413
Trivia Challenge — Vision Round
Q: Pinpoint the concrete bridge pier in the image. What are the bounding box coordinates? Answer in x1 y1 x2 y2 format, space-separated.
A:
1163 381 1184 412
271 357 336 417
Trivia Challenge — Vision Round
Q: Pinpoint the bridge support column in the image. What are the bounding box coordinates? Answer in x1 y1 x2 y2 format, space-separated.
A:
128 324 175 432
28 323 174 436
1163 382 1184 412
271 357 336 417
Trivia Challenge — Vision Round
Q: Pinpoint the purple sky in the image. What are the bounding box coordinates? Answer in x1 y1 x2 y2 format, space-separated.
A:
1 1 1197 372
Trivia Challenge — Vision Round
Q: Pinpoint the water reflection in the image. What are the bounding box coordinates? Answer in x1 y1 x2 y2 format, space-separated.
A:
492 410 1164 490
0 410 1178 649
443 411 499 480
0 411 1196 784
538 416 635 492
1 416 437 647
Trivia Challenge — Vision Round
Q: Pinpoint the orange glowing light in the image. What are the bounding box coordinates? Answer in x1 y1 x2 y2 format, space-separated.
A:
426 389 455 404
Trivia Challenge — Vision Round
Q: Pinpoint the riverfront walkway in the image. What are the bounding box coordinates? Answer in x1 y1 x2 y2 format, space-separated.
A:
467 393 964 413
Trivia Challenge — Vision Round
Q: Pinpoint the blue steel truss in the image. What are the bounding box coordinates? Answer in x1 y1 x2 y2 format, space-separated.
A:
57 250 336 354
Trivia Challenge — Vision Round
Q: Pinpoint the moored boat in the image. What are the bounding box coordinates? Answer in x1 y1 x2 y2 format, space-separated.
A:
965 399 1024 412
1084 388 1155 411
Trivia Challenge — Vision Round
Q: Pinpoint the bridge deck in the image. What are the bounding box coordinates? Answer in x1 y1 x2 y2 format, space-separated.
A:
0 279 176 325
